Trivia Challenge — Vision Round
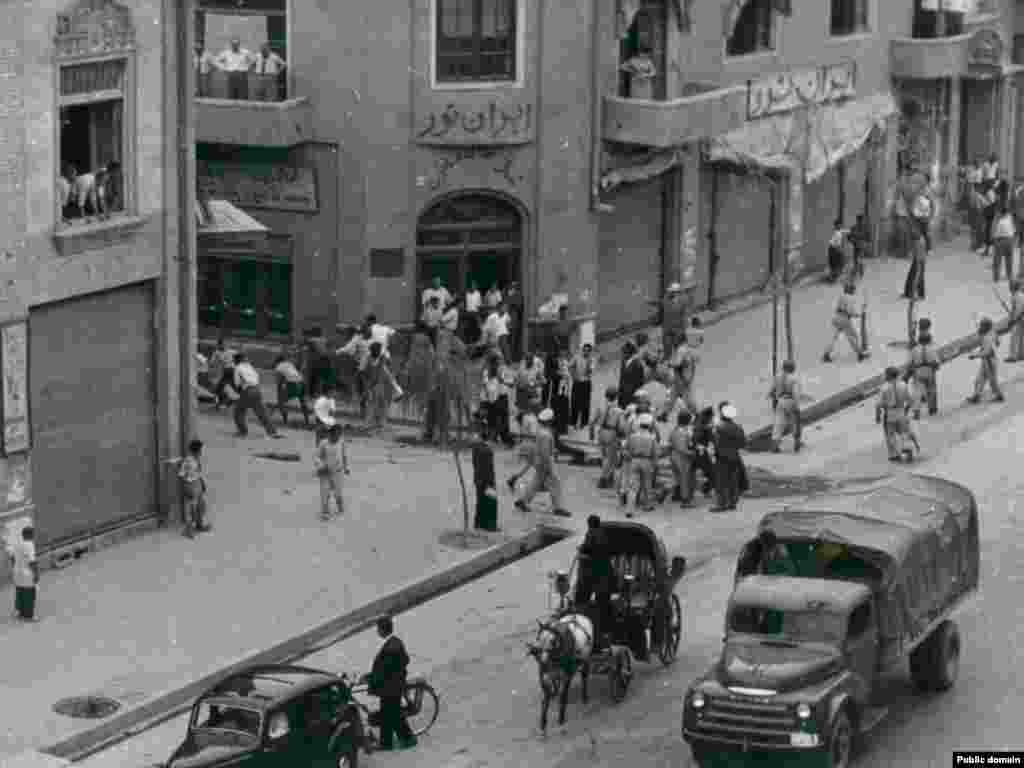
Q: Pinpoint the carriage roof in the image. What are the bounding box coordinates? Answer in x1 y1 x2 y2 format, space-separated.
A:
599 521 670 579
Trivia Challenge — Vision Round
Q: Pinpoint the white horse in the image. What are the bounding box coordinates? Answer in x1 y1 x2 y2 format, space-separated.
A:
526 614 595 733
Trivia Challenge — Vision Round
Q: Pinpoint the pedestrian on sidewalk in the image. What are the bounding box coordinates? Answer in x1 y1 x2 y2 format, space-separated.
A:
768 360 802 452
848 214 870 281
481 355 514 446
314 423 349 520
656 282 690 356
616 390 649 505
363 342 403 433
668 410 695 507
471 416 499 532
911 182 934 256
823 283 868 363
618 341 645 408
232 353 281 438
364 616 417 751
551 355 572 435
570 343 596 430
273 352 311 427
692 406 716 498
902 229 927 300
827 220 847 283
178 438 211 537
711 403 746 513
8 524 39 621
967 316 1005 404
590 386 623 489
514 408 570 517
514 353 543 433
336 326 372 417
876 366 917 462
624 412 660 514
668 329 700 417
210 337 237 408
465 282 482 343
904 332 940 418
991 207 1016 283
1006 280 1024 362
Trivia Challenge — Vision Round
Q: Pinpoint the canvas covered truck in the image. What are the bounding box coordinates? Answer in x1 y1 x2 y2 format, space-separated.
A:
681 474 980 768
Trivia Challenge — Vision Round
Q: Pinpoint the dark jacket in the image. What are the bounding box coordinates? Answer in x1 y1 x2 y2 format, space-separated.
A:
618 357 646 408
713 419 747 462
579 526 612 581
368 635 409 698
471 439 496 491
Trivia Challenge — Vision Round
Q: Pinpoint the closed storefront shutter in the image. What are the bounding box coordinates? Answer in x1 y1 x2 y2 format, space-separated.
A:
29 283 158 548
843 150 869 226
710 168 773 301
597 179 664 335
803 164 842 274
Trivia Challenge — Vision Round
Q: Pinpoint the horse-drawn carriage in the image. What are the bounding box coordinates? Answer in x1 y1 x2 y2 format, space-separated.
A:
528 522 686 732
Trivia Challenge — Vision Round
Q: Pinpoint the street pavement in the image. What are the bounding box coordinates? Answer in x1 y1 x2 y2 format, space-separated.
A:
77 367 1024 768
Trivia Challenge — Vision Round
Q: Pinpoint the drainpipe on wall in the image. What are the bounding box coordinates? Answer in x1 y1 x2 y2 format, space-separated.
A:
177 0 197 465
589 0 603 213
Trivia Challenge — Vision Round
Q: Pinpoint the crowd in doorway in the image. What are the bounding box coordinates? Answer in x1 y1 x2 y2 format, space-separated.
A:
58 161 123 224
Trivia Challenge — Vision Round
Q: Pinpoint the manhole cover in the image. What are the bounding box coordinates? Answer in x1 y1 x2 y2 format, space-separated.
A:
253 451 302 462
53 695 121 719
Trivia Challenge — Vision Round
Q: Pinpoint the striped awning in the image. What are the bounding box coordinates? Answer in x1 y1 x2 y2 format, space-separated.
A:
195 198 269 238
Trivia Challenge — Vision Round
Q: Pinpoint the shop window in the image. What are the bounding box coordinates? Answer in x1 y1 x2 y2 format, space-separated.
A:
199 256 292 338
726 0 774 57
830 0 869 36
57 59 129 227
195 0 287 100
435 0 517 84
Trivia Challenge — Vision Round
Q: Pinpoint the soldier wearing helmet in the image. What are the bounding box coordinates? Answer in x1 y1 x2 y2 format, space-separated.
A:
590 386 624 489
625 412 661 513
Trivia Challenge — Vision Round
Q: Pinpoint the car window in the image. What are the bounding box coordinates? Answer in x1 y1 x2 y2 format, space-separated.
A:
193 702 261 737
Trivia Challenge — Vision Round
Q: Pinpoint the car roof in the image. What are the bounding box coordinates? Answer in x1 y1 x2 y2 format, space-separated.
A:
201 665 340 709
731 576 871 613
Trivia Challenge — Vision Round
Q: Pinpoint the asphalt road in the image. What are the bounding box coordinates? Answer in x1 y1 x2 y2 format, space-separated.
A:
78 363 1024 768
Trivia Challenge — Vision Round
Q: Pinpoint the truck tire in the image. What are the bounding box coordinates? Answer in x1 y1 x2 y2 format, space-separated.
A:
824 708 853 768
910 620 960 692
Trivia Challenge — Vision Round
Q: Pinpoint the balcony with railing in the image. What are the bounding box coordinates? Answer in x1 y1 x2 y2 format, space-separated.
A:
890 0 1002 79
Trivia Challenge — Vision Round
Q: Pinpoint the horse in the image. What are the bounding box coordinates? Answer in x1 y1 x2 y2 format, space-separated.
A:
526 614 594 734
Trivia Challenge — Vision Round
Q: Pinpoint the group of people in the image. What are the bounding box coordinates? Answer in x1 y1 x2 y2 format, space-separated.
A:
58 161 123 223
418 276 525 362
193 38 287 101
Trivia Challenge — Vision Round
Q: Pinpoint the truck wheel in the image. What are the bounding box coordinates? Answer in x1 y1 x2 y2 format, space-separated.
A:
825 709 853 768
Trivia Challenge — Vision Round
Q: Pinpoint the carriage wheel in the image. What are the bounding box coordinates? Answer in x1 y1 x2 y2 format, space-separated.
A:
609 648 633 703
659 594 683 666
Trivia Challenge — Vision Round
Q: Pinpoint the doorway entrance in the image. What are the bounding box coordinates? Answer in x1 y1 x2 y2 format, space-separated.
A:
415 193 523 302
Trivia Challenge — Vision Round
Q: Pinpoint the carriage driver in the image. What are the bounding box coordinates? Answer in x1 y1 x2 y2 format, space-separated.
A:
576 515 613 643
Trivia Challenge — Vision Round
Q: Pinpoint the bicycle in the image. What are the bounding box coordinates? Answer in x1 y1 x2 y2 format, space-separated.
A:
340 673 440 745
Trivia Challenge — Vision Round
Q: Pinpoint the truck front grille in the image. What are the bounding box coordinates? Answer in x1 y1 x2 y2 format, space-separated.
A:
691 697 796 748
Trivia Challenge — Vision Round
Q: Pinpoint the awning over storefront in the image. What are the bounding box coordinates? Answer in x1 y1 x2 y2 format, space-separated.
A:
599 148 685 193
707 91 898 183
195 198 269 241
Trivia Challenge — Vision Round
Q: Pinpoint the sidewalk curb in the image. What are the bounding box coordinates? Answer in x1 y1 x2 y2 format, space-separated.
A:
39 524 573 764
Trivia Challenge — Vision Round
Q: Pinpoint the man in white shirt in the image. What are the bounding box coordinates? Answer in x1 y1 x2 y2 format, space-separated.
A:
194 42 215 96
338 327 373 416
252 43 286 101
365 314 395 359
465 282 482 313
63 165 101 218
232 353 281 438
485 284 503 309
482 306 509 359
421 277 452 309
982 153 999 183
442 299 460 333
465 281 482 343
216 38 254 100
274 353 310 427
8 525 38 621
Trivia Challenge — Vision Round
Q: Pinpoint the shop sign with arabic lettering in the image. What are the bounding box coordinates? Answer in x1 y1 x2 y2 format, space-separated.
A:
747 62 856 120
416 100 534 146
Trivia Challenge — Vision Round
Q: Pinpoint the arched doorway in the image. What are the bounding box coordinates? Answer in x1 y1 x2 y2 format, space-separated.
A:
415 193 523 303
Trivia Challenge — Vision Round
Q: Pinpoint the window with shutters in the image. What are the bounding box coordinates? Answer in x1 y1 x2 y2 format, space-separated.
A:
435 0 518 85
830 0 870 36
726 0 775 57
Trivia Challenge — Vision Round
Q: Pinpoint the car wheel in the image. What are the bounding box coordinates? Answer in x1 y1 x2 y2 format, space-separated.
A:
930 620 961 691
335 744 359 768
826 709 853 768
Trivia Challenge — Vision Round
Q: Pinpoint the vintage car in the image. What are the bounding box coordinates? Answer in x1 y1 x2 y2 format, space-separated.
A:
682 474 980 768
165 664 364 768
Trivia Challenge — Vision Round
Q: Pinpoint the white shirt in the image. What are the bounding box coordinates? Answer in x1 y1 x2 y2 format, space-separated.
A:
194 51 215 74
912 195 933 220
422 286 452 307
482 312 508 341
370 323 395 355
233 361 260 389
253 52 285 75
966 166 982 185
829 229 845 249
9 538 36 588
71 173 99 209
485 288 503 308
994 213 1016 239
216 48 254 72
982 161 999 181
338 335 371 370
275 360 303 384
465 290 482 313
442 306 459 332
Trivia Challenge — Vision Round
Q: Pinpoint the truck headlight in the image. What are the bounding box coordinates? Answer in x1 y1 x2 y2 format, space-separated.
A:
691 692 705 710
796 703 812 720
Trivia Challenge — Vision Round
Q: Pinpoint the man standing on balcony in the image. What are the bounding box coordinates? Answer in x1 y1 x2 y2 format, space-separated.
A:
252 43 286 101
193 42 215 97
215 38 254 100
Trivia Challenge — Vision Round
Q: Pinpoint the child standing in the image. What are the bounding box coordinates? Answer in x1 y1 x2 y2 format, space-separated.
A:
314 423 349 520
8 525 39 621
668 410 696 507
178 438 211 537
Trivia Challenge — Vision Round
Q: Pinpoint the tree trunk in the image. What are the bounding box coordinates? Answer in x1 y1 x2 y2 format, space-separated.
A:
452 397 472 544
784 291 795 362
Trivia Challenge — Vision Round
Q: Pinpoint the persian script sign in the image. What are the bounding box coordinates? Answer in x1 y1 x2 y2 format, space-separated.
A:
199 164 318 212
416 101 534 145
1 322 29 454
747 62 856 120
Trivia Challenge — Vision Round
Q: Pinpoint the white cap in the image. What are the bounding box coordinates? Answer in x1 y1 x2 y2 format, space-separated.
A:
667 282 682 293
722 404 737 420
538 408 554 422
634 389 650 401
637 413 655 427
313 396 337 427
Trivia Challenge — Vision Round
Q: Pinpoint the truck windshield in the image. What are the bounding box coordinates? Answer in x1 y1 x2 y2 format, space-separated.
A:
728 605 845 646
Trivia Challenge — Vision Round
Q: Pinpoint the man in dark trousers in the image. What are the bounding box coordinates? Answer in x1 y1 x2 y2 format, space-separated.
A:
471 416 498 531
618 340 646 408
364 616 416 750
576 515 613 643
712 403 747 512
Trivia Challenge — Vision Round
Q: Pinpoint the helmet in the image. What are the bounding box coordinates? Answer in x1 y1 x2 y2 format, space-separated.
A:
538 408 554 423
637 413 655 427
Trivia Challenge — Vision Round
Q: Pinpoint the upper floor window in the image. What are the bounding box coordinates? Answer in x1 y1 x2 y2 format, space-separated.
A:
436 0 517 84
55 1 137 229
831 0 869 36
195 0 287 100
726 0 774 57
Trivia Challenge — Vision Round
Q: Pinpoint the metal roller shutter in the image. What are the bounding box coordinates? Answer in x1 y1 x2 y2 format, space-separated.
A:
598 179 664 335
803 165 842 275
710 168 773 301
29 282 158 548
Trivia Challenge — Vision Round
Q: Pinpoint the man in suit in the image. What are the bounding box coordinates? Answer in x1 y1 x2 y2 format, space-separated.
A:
363 616 417 750
576 515 613 642
617 340 646 408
